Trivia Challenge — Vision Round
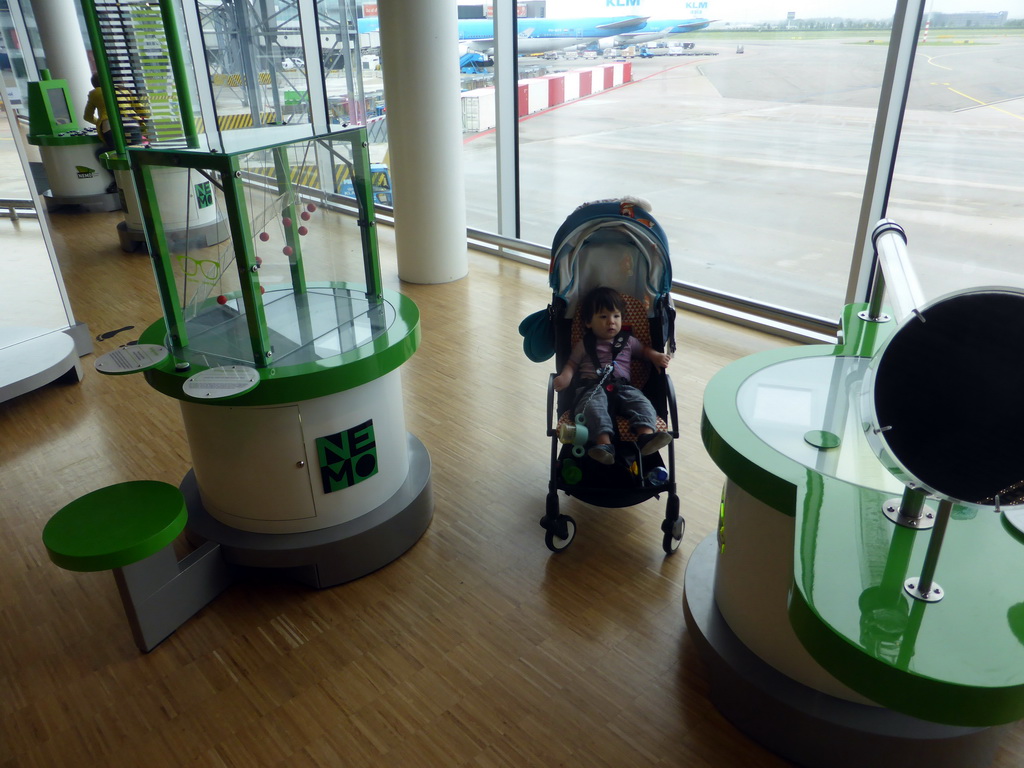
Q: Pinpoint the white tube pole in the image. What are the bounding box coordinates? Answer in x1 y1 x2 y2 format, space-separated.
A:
31 0 95 119
377 0 469 284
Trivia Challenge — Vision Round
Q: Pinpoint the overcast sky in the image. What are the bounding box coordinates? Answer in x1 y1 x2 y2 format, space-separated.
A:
536 1 1024 22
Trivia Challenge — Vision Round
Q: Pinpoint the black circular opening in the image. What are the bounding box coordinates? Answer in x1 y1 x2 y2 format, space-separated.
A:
872 290 1024 505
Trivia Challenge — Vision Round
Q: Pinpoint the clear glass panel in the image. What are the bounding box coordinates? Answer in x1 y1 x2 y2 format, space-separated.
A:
512 23 892 319
196 0 314 139
887 3 1024 302
141 132 381 370
462 84 498 232
0 27 71 335
188 0 364 154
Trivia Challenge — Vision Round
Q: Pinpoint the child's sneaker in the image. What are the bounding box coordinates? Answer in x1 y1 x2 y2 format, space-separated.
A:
588 444 615 465
637 431 672 456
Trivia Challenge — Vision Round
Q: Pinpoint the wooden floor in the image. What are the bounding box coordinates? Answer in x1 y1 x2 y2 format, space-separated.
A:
3 206 1023 767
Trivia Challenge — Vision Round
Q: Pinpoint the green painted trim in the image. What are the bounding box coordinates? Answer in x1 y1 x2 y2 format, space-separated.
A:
835 302 896 357
131 162 186 347
79 0 127 156
222 156 273 365
351 132 384 300
273 146 307 294
104 153 132 171
140 285 420 406
790 574 1024 727
157 0 199 147
43 481 187 572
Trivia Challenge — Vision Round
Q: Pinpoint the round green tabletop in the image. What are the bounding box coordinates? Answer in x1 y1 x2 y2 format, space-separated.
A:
43 481 187 572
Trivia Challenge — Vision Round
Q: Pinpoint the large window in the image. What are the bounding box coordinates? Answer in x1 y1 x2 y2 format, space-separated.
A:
887 2 1024 304
454 2 1024 334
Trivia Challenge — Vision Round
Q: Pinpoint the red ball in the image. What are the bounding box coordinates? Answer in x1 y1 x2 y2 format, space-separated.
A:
259 232 270 242
283 246 293 256
298 226 308 236
255 256 263 265
300 211 311 221
306 203 316 212
282 217 292 227
260 286 266 295
217 295 228 305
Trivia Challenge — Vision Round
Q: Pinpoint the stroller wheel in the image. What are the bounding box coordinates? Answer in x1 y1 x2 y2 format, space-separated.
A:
545 514 576 553
662 496 684 555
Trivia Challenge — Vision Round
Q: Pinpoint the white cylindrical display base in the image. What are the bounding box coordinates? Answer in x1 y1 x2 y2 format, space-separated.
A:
40 143 113 197
714 479 875 704
122 166 221 232
378 0 468 284
180 368 410 534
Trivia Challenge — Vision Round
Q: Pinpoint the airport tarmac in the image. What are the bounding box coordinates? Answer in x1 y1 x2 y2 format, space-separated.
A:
464 36 1024 320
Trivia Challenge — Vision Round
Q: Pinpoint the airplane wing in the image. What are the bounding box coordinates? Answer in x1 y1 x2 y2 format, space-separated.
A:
595 16 650 32
673 19 714 32
617 26 677 40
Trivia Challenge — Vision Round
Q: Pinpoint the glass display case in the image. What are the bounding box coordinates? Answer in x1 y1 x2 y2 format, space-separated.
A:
129 130 403 399
84 0 431 580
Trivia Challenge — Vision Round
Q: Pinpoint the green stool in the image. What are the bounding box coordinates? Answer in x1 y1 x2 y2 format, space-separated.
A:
43 481 235 652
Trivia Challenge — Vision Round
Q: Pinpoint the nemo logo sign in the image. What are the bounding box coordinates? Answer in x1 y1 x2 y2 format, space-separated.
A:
316 420 378 493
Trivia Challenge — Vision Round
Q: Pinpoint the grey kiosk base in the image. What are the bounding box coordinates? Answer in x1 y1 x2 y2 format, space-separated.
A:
683 535 1006 768
43 436 432 653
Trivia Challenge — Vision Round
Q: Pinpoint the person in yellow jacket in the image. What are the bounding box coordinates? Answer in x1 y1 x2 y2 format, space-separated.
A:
83 73 147 150
83 73 148 193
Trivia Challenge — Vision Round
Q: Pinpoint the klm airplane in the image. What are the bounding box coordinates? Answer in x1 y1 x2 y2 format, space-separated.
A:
355 13 713 56
356 17 652 55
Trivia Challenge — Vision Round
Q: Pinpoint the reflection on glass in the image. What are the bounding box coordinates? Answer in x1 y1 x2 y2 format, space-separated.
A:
0 29 71 334
888 1 1024 302
460 6 1023 323
495 14 892 318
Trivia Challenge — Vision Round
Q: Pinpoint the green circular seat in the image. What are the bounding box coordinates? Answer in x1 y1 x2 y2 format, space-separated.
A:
43 481 187 572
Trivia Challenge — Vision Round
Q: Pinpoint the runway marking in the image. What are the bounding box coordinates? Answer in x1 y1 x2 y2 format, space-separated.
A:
920 53 954 71
941 84 1024 121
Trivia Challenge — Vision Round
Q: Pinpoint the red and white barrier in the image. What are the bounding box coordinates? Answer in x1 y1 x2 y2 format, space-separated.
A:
460 63 633 133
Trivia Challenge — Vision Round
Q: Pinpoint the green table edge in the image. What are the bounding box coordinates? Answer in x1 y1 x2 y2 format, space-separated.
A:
140 284 420 406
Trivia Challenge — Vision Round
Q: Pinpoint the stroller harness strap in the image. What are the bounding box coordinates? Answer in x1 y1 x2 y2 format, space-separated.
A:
582 328 632 385
575 329 633 413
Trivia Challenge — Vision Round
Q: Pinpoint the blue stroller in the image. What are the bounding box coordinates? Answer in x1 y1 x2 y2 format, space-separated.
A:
521 199 684 554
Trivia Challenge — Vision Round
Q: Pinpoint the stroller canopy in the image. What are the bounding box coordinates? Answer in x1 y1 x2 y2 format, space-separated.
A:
549 199 672 317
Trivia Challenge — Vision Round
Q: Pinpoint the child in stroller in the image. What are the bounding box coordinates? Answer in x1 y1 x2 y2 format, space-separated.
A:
520 197 684 554
553 286 673 465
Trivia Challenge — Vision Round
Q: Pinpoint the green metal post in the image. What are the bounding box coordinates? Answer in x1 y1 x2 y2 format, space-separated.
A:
158 0 200 149
272 146 306 294
351 130 383 302
129 160 186 348
220 155 273 366
78 0 127 157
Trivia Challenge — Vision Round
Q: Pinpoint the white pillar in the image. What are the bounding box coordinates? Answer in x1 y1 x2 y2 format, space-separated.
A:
31 0 94 121
377 0 469 284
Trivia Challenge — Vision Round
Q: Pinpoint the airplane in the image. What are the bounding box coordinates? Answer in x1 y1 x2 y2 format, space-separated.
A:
356 16 656 56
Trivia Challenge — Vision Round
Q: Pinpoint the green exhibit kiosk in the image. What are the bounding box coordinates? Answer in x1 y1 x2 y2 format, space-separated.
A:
685 221 1024 767
25 71 119 211
43 0 431 651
